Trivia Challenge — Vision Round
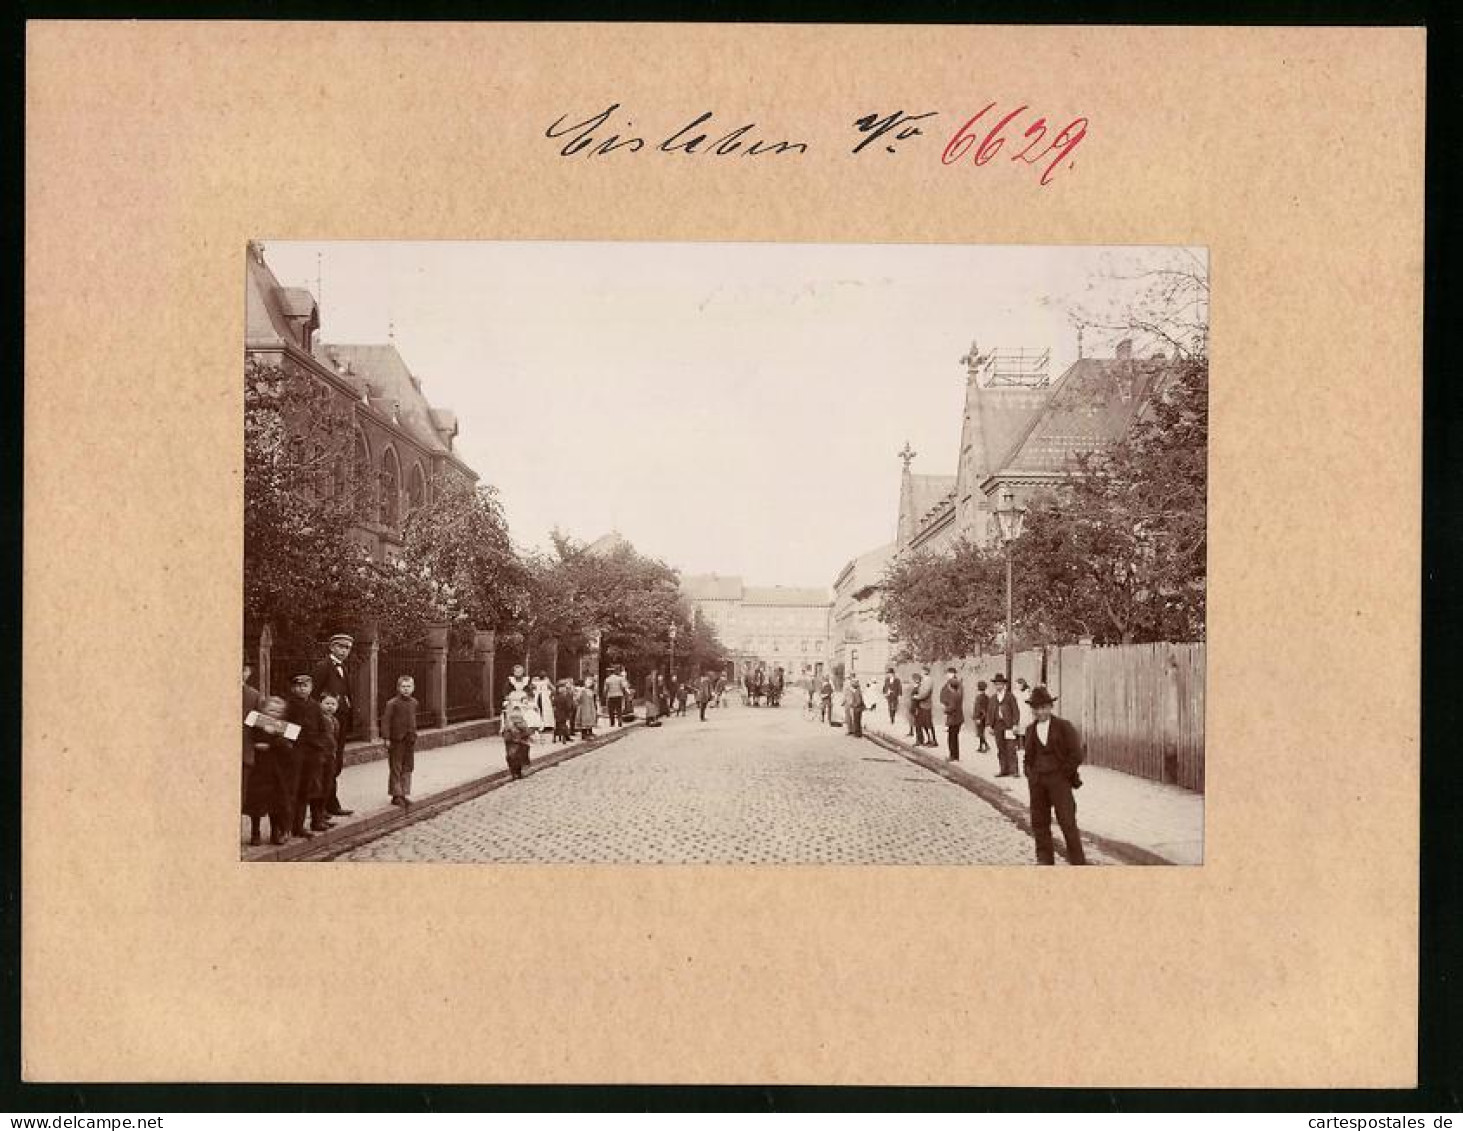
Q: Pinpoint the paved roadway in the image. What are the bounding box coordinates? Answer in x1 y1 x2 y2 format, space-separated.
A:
337 703 1050 864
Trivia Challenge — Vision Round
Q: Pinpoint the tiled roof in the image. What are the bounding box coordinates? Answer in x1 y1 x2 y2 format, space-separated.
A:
995 356 1176 476
742 585 831 607
320 342 452 456
909 474 956 522
245 247 309 350
682 574 745 601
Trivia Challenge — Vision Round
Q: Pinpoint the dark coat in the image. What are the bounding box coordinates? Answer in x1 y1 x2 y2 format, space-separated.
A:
696 676 713 705
242 683 261 765
882 675 902 703
985 689 1020 734
310 657 352 712
1022 716 1085 776
972 691 991 725
243 729 293 819
382 694 419 743
939 679 964 724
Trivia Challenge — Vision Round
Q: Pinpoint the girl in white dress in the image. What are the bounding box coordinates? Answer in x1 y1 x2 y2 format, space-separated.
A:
504 664 541 730
530 673 556 745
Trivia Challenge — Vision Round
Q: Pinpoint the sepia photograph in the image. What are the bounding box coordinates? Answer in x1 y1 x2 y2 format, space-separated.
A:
241 240 1208 866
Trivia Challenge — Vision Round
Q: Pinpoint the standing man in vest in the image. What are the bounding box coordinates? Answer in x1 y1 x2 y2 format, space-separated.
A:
311 633 356 818
603 666 627 727
985 672 1021 777
1021 686 1088 865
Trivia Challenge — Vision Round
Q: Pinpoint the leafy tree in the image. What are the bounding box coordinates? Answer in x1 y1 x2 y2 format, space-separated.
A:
878 540 1005 661
395 477 529 640
243 358 369 645
1018 358 1207 644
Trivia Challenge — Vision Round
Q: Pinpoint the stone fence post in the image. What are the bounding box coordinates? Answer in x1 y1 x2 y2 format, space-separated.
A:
425 623 450 729
474 629 497 720
357 620 381 743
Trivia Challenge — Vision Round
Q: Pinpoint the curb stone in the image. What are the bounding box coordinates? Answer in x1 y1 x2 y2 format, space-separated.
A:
244 721 646 863
862 730 1171 866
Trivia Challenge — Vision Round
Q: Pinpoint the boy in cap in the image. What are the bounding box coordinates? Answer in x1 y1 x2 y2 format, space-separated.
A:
1021 686 1087 865
972 680 990 753
939 667 964 761
501 702 533 780
284 673 328 840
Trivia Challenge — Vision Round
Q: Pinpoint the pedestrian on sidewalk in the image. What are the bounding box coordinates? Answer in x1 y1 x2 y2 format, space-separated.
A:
311 694 341 832
242 661 261 814
1015 677 1034 750
531 673 556 744
939 667 964 761
905 672 922 738
575 675 599 739
985 673 1021 777
284 673 328 840
818 673 835 725
502 703 533 780
696 672 713 721
603 667 627 727
383 674 419 808
1021 686 1087 865
972 680 991 753
882 668 902 725
310 633 356 819
676 677 689 716
912 668 937 746
243 695 295 846
843 675 865 738
552 679 576 743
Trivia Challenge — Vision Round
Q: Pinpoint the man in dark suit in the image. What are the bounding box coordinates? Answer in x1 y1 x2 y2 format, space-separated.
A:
1021 685 1087 865
881 668 902 724
310 633 356 817
985 673 1021 777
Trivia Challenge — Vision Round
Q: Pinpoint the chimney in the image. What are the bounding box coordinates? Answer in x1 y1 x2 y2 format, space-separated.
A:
1115 338 1133 360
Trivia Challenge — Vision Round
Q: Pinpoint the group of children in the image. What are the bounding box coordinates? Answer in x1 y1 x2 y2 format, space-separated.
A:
241 667 349 847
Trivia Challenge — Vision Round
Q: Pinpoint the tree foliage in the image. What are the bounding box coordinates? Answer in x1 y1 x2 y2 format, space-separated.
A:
877 541 1005 661
243 358 367 644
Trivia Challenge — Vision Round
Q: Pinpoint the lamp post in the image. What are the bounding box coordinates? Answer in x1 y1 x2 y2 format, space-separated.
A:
668 623 678 682
995 486 1027 685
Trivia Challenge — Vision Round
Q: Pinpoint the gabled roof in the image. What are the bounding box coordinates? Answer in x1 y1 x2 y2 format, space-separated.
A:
320 342 452 456
909 474 956 522
742 585 831 607
842 541 896 597
992 355 1177 479
584 531 634 557
682 573 745 601
245 244 317 351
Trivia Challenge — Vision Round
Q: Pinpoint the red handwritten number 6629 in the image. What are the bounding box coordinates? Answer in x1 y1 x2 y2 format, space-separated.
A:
941 103 1088 186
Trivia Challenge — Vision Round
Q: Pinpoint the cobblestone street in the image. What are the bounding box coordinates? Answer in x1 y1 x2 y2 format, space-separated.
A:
337 704 1051 864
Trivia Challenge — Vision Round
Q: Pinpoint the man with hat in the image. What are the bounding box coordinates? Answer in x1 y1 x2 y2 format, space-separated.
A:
1021 685 1088 865
283 672 329 839
984 672 1022 777
311 633 356 818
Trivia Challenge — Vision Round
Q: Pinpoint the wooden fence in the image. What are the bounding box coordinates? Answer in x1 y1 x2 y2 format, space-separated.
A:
894 640 1205 793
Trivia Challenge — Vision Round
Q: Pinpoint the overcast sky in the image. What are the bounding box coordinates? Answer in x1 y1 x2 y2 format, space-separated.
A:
258 241 1184 589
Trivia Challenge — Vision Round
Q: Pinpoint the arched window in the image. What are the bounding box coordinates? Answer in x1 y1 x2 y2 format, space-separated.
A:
352 431 373 522
408 463 427 516
380 446 401 529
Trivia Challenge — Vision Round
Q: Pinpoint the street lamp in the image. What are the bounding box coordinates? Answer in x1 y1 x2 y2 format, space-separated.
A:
994 485 1027 684
668 623 678 681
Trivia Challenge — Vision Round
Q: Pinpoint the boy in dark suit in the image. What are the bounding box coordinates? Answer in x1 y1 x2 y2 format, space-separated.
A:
972 680 990 753
1021 686 1088 865
985 673 1021 776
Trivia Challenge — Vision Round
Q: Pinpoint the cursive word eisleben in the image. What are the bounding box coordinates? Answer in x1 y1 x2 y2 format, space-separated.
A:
546 104 810 158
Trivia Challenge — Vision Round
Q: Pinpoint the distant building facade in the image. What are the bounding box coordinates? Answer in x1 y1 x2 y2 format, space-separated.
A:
245 241 477 564
681 574 831 682
828 541 896 680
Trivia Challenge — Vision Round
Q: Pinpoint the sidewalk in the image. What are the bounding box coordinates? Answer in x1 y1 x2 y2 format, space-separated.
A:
240 722 640 861
862 706 1204 865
